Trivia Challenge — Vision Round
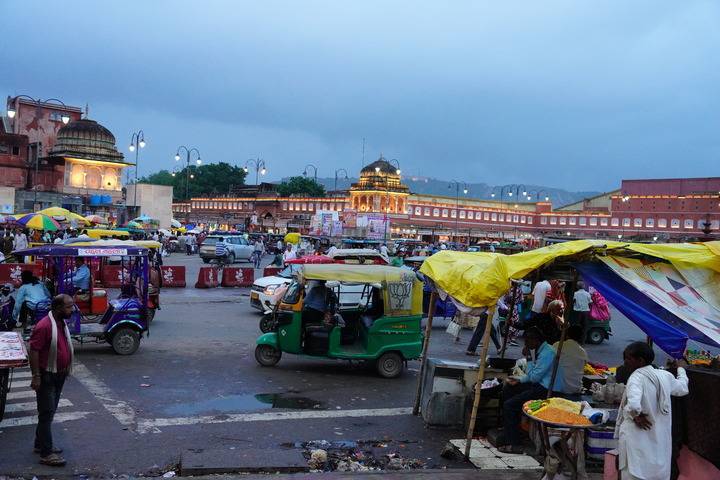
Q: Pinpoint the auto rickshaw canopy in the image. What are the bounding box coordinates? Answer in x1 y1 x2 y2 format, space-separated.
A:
14 243 151 257
300 264 423 316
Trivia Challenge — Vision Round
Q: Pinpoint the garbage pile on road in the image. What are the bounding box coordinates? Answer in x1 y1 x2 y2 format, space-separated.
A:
298 440 425 472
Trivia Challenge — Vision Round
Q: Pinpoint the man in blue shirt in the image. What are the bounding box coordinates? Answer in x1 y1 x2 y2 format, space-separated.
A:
303 280 337 324
499 327 556 453
72 258 91 292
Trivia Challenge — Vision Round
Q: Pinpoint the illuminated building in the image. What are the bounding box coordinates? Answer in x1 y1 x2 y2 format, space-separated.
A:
173 156 720 242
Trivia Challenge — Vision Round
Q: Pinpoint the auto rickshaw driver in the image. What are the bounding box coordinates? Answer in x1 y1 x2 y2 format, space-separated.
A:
303 280 338 325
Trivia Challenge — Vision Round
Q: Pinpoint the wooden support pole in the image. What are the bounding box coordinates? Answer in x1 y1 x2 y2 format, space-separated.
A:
464 305 497 458
413 290 437 416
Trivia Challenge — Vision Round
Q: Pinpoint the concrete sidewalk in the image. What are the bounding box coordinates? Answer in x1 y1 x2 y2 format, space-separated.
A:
176 470 603 479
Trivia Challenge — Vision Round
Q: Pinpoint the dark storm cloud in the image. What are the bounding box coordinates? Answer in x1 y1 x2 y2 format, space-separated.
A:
2 1 719 190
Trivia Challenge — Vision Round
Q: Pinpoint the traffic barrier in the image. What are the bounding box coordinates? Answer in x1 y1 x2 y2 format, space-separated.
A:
263 266 282 278
221 267 254 287
195 266 220 288
161 266 186 287
0 263 44 287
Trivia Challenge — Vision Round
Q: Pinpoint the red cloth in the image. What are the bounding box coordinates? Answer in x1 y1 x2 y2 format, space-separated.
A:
28 315 72 372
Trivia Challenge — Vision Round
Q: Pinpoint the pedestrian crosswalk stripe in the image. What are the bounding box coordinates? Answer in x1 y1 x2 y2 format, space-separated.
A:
0 411 91 428
4 399 72 414
7 390 35 400
0 367 80 429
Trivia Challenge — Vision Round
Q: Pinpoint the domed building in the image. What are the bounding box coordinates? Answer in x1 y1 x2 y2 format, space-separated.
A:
49 118 130 198
350 155 409 213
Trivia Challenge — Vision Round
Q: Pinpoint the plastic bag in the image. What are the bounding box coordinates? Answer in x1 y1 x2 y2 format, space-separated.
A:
446 320 461 337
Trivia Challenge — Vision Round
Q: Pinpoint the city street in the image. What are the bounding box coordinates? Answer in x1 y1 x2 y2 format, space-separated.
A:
0 253 659 477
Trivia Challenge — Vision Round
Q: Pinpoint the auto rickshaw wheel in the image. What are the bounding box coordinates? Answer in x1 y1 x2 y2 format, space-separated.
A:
255 345 281 366
587 328 605 345
259 315 275 333
376 351 403 378
111 328 141 355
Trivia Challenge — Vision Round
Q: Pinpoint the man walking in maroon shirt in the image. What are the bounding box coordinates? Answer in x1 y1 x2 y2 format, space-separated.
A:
28 294 75 467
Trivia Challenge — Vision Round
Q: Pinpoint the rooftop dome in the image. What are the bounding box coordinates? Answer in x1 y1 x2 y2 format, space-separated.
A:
49 118 125 164
352 155 409 193
361 157 400 175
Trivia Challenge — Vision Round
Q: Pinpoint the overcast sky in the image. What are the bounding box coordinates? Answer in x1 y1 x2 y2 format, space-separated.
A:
2 1 718 191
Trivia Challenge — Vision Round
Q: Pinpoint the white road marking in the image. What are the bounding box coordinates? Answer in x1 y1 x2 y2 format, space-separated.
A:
0 411 91 428
7 390 36 400
137 406 413 434
71 362 136 428
12 370 32 379
9 379 30 388
4 399 72 413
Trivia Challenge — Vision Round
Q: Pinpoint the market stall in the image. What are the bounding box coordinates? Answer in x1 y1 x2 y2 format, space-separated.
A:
0 331 29 421
415 239 720 476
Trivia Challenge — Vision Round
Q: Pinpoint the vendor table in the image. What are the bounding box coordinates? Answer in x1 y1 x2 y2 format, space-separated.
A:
523 400 594 480
0 331 29 421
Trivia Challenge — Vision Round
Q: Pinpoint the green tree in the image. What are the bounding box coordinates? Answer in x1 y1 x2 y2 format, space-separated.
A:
277 176 326 197
138 162 247 201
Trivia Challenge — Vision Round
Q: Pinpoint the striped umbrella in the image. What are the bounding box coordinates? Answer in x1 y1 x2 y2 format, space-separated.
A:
16 213 61 231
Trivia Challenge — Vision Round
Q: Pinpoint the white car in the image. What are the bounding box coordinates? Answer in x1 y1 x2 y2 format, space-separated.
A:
250 264 368 312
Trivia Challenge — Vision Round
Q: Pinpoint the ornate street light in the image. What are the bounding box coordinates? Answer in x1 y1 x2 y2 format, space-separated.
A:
449 179 468 247
175 146 202 199
302 164 318 183
334 168 348 191
245 157 267 186
128 130 146 209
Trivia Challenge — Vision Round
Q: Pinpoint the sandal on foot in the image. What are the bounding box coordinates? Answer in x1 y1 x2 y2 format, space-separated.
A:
465 351 480 356
39 453 66 466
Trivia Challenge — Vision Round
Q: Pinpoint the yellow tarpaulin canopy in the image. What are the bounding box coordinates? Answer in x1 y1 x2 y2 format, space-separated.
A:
419 240 720 309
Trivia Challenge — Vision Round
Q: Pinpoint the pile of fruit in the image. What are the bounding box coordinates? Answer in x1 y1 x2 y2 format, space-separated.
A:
523 398 591 426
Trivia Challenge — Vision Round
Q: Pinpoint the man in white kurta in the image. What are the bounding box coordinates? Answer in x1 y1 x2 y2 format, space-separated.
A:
615 342 689 480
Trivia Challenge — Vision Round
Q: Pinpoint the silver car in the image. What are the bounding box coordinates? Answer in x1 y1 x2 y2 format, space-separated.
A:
200 235 254 263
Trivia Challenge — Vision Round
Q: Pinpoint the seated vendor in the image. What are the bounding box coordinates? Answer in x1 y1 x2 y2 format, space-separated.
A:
553 325 588 399
303 280 337 325
499 327 555 453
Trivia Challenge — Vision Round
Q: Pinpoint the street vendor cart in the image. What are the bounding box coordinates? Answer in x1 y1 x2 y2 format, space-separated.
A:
0 331 29 421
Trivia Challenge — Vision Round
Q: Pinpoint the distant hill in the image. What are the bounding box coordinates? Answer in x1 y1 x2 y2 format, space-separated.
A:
281 176 599 207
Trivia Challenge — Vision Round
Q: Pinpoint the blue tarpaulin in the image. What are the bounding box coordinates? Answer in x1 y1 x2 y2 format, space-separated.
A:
575 262 702 359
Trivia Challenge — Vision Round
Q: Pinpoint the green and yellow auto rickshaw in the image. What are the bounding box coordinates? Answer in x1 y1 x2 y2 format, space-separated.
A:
254 264 423 378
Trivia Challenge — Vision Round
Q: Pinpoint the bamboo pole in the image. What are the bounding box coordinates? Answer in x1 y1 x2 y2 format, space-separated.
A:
464 305 497 458
413 290 437 416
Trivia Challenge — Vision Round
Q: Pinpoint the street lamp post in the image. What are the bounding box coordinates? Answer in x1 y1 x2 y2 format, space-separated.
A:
6 95 72 206
302 164 318 183
449 180 468 247
244 157 267 186
128 130 146 210
174 146 202 200
334 168 348 192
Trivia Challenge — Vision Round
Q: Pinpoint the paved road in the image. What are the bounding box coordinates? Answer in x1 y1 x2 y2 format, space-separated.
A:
0 253 674 476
